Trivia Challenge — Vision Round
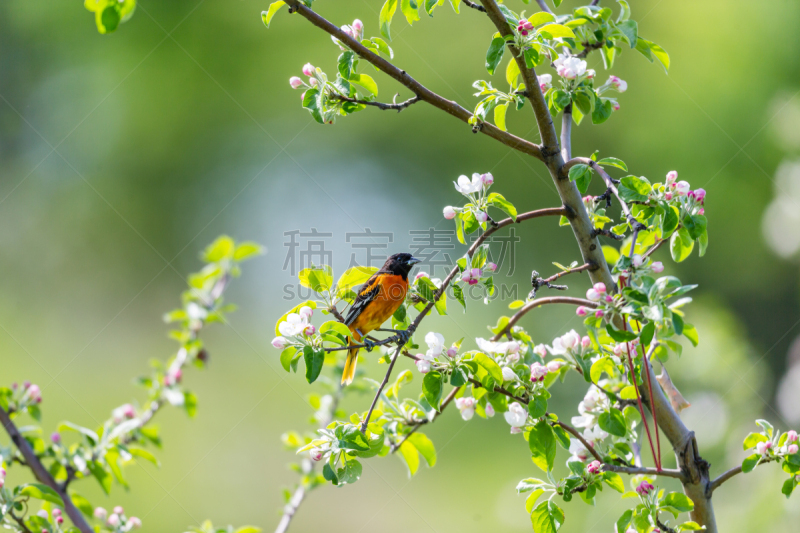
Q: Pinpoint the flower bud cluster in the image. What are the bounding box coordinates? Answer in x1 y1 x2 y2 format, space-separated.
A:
445 172 495 223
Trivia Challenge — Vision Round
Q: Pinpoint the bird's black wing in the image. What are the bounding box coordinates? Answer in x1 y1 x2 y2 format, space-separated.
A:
344 273 381 327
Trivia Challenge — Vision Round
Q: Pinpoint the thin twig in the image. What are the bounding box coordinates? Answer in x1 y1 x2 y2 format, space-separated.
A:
360 345 403 432
462 0 487 12
535 0 555 15
491 296 598 341
391 386 462 452
330 94 420 112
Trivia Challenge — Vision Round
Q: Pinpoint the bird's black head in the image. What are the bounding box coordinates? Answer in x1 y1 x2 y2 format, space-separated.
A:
381 253 421 280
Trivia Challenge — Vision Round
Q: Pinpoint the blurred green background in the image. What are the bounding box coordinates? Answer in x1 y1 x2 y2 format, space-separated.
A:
2 0 800 531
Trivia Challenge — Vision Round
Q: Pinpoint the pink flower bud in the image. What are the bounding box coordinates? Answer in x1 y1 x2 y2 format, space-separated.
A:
698 207 705 215
23 381 31 389
51 432 61 444
481 173 494 186
107 514 120 527
576 306 589 317
94 508 107 520
510 426 522 434
788 444 799 455
586 288 601 302
56 516 64 525
507 341 520 354
460 270 473 283
756 441 772 456
485 262 497 272
129 517 142 529
665 192 673 200
52 509 61 517
651 262 664 273
37 510 48 519
675 180 691 195
581 336 591 348
534 344 547 358
612 102 620 111
787 430 798 443
309 78 319 88
595 310 604 318
587 460 602 474
666 170 678 184
694 188 706 204
443 206 457 220
446 346 458 358
415 272 429 281
546 361 563 373
122 404 135 419
272 336 289 349
605 295 613 303
299 306 313 320
586 69 596 79
632 254 643 267
289 76 304 89
113 506 124 515
471 268 483 280
485 403 495 417
303 324 316 336
635 481 655 496
593 282 606 294
310 448 323 461
416 359 431 373
530 362 549 382
502 366 517 382
352 19 363 32
475 211 489 223
302 63 315 76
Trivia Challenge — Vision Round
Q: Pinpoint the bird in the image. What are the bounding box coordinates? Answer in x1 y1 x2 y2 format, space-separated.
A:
341 253 420 385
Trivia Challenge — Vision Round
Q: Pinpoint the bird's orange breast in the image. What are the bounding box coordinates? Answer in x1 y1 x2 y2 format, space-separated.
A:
349 274 408 334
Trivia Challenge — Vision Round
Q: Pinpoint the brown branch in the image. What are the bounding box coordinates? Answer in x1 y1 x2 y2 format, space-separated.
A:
561 104 572 160
462 0 487 12
331 94 420 112
566 157 645 231
491 296 598 341
0 408 93 533
284 1 544 162
709 456 778 493
535 0 555 15
391 386 462 453
360 345 402 432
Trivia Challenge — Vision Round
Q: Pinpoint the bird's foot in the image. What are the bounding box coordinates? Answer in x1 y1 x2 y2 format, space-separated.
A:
363 338 377 352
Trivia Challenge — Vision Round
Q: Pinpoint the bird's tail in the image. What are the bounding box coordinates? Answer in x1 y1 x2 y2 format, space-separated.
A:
342 331 361 385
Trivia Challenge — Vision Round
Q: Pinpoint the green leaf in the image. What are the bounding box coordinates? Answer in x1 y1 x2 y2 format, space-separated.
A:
19 483 64 506
279 346 297 372
422 371 444 409
603 472 625 493
662 205 679 236
57 421 99 444
531 501 557 533
618 176 651 202
598 408 627 437
616 19 638 47
663 492 695 512
538 23 575 39
407 433 437 467
528 394 548 419
683 214 707 241
590 356 616 383
741 453 760 473
506 56 521 87
88 461 112 494
337 457 363 485
473 353 504 383
400 0 420 24
670 227 694 263
370 37 394 59
605 324 638 342
261 2 286 28
592 97 613 124
379 0 398 40
682 322 699 347
598 157 627 171
398 440 420 476
529 421 556 472
568 164 589 182
494 103 509 131
742 432 768 450
528 12 555 26
233 242 264 261
319 320 352 339
128 446 160 467
184 391 198 418
298 266 333 292
485 36 506 75
525 488 545 513
636 38 670 72
349 73 378 96
303 346 324 384
488 192 517 221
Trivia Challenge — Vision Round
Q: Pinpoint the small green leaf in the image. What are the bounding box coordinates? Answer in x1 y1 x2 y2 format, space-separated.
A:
598 408 627 437
261 1 286 28
670 227 694 263
422 371 444 409
597 157 627 171
379 0 398 40
303 346 324 384
529 421 556 472
407 433 437 467
663 492 695 512
538 23 575 39
485 35 506 75
19 484 64 506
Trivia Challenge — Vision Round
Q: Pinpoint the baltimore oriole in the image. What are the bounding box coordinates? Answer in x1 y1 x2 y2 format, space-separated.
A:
341 253 420 385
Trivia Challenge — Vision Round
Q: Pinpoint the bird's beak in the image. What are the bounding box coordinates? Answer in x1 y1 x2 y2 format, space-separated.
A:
406 257 421 266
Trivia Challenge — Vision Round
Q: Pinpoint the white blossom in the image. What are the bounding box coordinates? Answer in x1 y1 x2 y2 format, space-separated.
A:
454 173 483 195
504 402 528 428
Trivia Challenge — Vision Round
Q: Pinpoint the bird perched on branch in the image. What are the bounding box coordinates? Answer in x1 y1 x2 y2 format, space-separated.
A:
341 253 420 385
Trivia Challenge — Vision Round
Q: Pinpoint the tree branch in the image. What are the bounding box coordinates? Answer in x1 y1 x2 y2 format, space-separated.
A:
284 1 544 161
534 0 555 15
330 94 421 112
709 456 778 493
0 408 93 533
390 386 462 453
491 296 598 341
462 0 487 12
561 104 572 160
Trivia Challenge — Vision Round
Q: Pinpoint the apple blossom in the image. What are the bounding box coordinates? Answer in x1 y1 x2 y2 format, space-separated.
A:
534 344 547 358
586 288 601 301
415 359 431 373
446 346 458 358
485 403 495 417
272 336 289 349
289 76 304 89
581 336 591 349
475 210 489 223
425 332 445 357
675 180 691 195
302 63 315 76
787 430 798 443
554 56 587 79
510 426 522 434
455 397 476 421
635 481 655 496
587 460 602 474
454 173 483 195
415 271 429 281
530 362 549 382
94 508 107 520
481 172 494 186
576 306 589 317
788 444 799 455
51 432 61 444
443 205 457 219
484 262 497 272
303 324 316 336
666 170 678 183
632 254 644 267
612 102 620 111
129 517 143 529
698 207 705 215
756 441 772 456
593 282 607 294
546 360 563 373
595 310 604 318
108 514 121 527
609 75 628 92
651 261 664 273
504 402 528 428
113 506 124 515
502 366 518 382
279 312 309 336
586 69 596 79
665 191 673 200
693 188 707 204
310 448 323 461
